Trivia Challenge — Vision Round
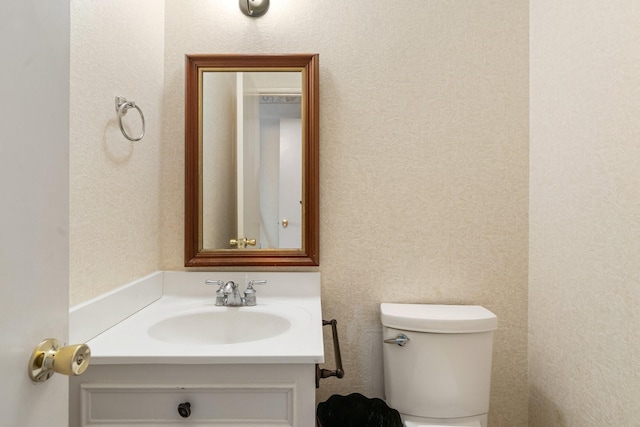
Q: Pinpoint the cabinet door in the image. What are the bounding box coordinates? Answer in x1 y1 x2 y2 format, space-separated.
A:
81 383 295 426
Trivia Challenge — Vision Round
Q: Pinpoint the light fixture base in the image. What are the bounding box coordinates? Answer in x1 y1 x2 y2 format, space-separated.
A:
239 0 269 17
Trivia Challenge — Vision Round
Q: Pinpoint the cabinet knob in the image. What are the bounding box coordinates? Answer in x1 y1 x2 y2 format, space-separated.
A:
177 402 191 418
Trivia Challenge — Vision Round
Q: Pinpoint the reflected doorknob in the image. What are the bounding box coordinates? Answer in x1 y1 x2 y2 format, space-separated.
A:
229 237 257 248
28 338 91 382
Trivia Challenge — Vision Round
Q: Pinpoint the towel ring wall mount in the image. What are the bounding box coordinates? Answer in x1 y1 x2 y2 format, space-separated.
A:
115 96 145 142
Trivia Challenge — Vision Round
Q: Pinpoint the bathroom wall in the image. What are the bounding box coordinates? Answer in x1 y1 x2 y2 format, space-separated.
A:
161 2 529 425
529 1 640 425
69 0 165 304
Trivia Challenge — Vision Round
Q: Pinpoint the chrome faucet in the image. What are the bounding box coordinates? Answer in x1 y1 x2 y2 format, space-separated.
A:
205 279 267 307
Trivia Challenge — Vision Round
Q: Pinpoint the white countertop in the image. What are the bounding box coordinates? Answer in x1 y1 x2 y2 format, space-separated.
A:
74 272 324 365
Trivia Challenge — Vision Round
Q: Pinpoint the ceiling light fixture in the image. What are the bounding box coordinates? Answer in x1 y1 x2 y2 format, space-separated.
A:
239 0 269 17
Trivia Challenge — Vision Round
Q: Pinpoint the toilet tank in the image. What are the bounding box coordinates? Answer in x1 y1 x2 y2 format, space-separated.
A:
380 303 497 420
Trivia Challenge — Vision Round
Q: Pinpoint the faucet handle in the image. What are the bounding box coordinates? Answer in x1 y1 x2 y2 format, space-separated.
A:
205 280 224 287
244 280 266 306
205 280 225 306
247 280 267 290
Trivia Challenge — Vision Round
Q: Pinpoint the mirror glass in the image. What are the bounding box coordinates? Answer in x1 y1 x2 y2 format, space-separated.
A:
201 71 302 250
185 54 319 266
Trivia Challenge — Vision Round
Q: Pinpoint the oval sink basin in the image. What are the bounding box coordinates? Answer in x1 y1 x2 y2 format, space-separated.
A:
147 309 292 345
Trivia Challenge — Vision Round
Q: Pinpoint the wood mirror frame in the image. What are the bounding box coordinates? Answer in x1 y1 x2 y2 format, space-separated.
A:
185 54 319 266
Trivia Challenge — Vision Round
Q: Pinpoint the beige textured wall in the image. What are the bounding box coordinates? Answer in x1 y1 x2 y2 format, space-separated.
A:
529 1 640 425
160 2 529 425
70 1 528 424
69 0 165 304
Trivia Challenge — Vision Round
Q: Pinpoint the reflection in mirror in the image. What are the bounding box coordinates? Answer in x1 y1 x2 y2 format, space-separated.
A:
202 72 302 250
185 54 319 266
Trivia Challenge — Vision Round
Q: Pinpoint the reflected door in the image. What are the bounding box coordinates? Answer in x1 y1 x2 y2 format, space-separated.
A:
233 73 302 250
279 118 302 248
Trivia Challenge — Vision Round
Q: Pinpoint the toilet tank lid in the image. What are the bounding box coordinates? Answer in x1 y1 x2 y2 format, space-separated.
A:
380 303 497 333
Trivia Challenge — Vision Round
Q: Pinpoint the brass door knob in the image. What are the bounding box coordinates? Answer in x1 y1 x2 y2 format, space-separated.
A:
28 338 91 382
281 219 288 228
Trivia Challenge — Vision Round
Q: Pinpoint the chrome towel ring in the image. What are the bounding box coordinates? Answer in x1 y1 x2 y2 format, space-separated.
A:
115 96 145 142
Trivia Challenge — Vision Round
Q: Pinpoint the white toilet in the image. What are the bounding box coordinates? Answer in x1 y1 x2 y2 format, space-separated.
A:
380 303 498 427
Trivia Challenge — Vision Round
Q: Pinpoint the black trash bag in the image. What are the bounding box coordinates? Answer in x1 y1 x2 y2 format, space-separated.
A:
316 392 403 427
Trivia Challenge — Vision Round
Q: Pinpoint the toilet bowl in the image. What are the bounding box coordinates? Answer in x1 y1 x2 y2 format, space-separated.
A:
380 303 497 427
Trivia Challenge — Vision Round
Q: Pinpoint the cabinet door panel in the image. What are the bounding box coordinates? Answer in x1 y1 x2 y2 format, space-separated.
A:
81 383 294 426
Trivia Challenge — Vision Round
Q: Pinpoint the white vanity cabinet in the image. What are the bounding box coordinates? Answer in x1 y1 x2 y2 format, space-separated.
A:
68 272 323 427
70 364 316 426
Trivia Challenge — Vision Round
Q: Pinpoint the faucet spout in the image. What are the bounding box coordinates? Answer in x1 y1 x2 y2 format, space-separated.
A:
223 281 244 307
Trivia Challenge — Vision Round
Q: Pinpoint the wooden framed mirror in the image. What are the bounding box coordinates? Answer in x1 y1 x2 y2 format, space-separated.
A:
185 54 319 266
